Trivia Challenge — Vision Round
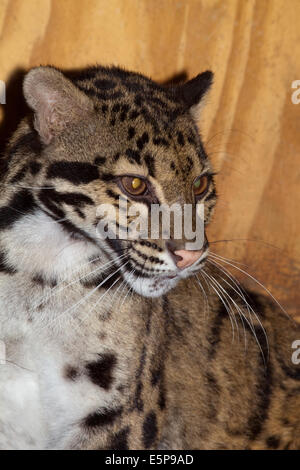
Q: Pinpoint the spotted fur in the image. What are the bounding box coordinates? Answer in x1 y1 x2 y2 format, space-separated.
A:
0 65 299 450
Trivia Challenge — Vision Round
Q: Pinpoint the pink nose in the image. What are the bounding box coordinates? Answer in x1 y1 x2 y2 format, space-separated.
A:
174 249 203 269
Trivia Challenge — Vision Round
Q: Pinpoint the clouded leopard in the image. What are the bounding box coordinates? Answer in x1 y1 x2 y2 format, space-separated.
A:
0 64 299 450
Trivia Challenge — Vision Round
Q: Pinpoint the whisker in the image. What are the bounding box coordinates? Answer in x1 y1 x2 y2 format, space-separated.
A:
209 259 270 347
200 271 236 342
207 255 292 322
204 268 268 365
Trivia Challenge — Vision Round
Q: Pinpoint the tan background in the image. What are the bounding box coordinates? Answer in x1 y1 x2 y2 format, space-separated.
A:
0 0 299 320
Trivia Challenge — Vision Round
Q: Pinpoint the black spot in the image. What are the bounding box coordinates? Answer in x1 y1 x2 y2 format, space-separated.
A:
32 274 57 288
64 365 79 381
94 156 106 166
177 132 185 146
120 104 130 121
136 132 149 150
142 411 158 449
266 435 281 449
127 127 136 140
134 94 143 107
144 153 155 177
110 427 130 450
29 161 42 175
0 190 37 231
86 353 117 390
0 251 17 274
112 103 120 113
125 148 141 165
170 162 176 171
94 79 117 90
47 161 99 185
129 110 140 120
84 406 122 428
113 153 120 162
153 137 169 147
101 104 108 114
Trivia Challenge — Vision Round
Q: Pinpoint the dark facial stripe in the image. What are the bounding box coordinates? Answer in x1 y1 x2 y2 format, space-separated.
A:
9 164 28 184
39 188 94 220
47 161 99 185
86 353 117 390
29 161 42 176
84 406 123 428
0 190 37 231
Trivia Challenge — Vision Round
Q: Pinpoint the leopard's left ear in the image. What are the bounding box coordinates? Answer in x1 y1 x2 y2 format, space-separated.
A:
177 71 213 121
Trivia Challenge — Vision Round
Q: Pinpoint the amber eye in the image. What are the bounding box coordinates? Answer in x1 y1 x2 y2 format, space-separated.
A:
121 176 147 196
193 175 209 197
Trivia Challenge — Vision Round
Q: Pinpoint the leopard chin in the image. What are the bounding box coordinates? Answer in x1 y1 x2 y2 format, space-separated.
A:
124 271 180 298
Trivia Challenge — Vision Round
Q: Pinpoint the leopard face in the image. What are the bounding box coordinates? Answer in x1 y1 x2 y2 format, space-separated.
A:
9 65 217 297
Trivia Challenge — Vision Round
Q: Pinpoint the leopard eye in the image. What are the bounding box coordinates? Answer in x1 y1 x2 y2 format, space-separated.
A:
193 175 209 197
120 176 147 196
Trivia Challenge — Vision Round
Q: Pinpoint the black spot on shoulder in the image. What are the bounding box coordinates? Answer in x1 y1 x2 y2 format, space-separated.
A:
109 427 130 450
266 435 281 449
170 161 176 171
86 353 117 390
47 161 99 185
142 411 158 449
84 406 123 428
0 190 37 231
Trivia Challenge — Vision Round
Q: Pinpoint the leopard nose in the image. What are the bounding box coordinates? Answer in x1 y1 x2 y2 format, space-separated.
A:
174 249 203 269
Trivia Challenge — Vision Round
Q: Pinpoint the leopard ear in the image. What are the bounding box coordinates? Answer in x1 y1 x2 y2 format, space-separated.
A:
178 71 213 121
23 66 94 145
